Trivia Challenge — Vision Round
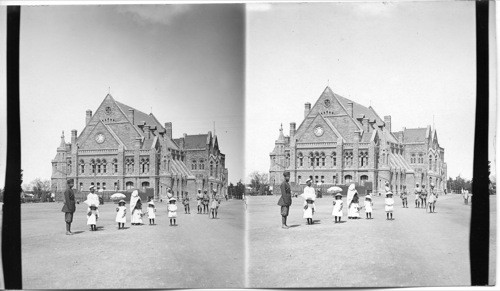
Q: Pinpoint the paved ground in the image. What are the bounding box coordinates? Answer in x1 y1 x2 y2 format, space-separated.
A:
247 194 496 288
21 199 244 289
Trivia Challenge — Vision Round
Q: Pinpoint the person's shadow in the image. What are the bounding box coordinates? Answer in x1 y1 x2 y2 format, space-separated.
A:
288 224 300 228
71 231 85 235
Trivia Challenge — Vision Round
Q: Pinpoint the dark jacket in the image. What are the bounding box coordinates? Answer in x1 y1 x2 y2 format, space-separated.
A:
61 188 76 213
277 181 292 206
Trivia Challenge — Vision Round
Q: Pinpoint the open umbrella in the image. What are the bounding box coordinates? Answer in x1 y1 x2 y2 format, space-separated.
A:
110 193 126 200
327 186 342 194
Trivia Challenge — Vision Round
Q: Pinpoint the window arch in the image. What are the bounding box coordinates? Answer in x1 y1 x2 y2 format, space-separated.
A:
210 161 214 177
429 155 432 170
298 152 303 167
360 175 369 185
411 153 416 164
90 159 96 174
332 152 337 167
192 160 197 170
320 152 326 167
66 158 72 174
102 159 107 173
126 181 134 190
344 150 353 167
344 175 353 184
309 152 314 167
96 159 101 174
79 159 85 174
142 181 150 190
199 159 205 170
112 158 118 173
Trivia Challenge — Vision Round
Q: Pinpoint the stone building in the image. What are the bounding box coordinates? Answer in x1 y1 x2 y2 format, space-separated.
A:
269 86 447 194
174 132 228 196
51 94 228 200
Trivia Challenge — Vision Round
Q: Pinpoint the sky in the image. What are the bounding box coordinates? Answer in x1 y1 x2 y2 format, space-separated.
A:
0 4 245 187
245 1 496 183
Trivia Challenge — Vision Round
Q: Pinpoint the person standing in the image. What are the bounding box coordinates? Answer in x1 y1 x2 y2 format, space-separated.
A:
428 183 437 213
414 183 422 208
202 190 210 214
196 189 203 214
301 178 316 225
463 189 469 205
421 185 428 209
86 185 100 222
400 185 408 208
209 189 220 219
61 179 76 235
277 171 292 229
130 190 143 226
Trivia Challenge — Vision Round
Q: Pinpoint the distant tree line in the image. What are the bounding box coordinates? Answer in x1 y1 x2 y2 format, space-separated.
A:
228 181 246 199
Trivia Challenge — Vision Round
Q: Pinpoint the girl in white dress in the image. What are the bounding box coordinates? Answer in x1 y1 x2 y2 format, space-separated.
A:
332 192 343 223
87 204 98 231
168 197 178 226
348 193 360 219
385 192 395 220
115 200 126 229
130 190 143 225
364 195 373 219
147 197 156 225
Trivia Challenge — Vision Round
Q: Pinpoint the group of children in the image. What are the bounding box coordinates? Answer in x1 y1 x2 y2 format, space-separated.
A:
85 188 222 231
303 181 439 224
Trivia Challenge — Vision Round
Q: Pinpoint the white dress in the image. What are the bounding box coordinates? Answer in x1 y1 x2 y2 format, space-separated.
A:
364 200 373 213
131 209 142 224
303 201 314 219
87 209 97 225
332 200 343 217
115 206 126 223
168 204 178 218
385 198 394 212
348 202 360 218
148 206 156 219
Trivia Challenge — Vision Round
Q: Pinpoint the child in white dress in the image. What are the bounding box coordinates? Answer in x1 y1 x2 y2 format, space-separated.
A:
332 192 343 223
168 197 178 226
147 197 156 225
364 195 373 219
87 204 98 231
385 192 394 220
115 200 126 229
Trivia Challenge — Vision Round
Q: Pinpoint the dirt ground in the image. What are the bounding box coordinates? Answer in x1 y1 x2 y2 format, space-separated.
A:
247 194 496 288
21 199 245 289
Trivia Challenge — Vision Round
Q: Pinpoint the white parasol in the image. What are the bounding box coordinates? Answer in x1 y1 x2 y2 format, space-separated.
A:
327 186 343 194
110 193 126 200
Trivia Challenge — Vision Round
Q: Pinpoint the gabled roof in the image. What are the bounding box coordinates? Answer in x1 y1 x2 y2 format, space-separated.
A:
402 128 428 143
185 134 209 149
115 101 164 130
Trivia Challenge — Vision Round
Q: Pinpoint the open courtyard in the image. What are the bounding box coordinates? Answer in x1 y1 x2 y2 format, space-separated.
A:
21 199 245 289
247 193 496 288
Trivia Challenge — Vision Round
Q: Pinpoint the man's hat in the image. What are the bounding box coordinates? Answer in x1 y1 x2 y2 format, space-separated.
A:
306 178 312 183
335 193 343 198
67 178 74 184
89 185 95 190
118 199 126 204
198 189 202 192
283 171 290 177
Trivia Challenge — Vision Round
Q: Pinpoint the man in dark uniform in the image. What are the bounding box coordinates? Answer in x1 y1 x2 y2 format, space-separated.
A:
277 171 292 229
61 179 76 235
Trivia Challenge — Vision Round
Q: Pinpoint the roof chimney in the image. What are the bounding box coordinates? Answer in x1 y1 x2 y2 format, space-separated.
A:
347 102 353 117
304 103 311 118
86 110 92 125
128 109 134 124
290 122 296 140
384 116 392 133
71 130 77 145
165 122 172 139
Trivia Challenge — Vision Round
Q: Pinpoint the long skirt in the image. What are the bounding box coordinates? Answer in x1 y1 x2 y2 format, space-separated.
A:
348 203 360 218
131 209 142 224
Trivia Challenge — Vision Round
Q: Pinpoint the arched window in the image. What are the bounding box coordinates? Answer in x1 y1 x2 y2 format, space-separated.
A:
411 153 416 164
90 159 96 174
360 175 369 185
344 175 352 184
429 155 432 170
321 152 326 167
298 152 303 167
344 150 353 167
332 152 337 167
216 161 219 177
113 158 118 173
79 159 85 174
199 160 205 170
102 159 107 173
142 181 150 190
315 152 320 167
309 152 314 167
332 175 338 184
126 181 134 190
434 156 438 172
192 160 197 170
210 161 214 177
67 158 72 174
418 153 424 164
285 153 290 168
96 159 101 174
146 158 150 173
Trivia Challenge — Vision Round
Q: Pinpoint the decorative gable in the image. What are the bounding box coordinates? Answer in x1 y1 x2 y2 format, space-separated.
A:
78 121 123 150
296 114 341 143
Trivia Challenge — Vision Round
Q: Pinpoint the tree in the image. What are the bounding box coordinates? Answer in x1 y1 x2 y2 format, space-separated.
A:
249 171 269 192
29 178 51 201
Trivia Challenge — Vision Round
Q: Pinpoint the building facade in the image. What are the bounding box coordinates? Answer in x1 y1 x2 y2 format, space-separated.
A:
174 132 228 196
51 94 228 200
269 86 447 194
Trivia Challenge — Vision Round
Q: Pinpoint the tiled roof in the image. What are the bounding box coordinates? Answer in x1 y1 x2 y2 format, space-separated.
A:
389 153 413 172
115 101 164 130
166 137 180 151
170 159 195 179
403 128 427 143
184 134 208 150
393 131 403 143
